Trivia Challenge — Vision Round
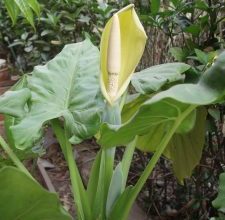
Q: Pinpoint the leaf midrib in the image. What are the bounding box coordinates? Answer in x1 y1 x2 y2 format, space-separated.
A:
64 43 82 110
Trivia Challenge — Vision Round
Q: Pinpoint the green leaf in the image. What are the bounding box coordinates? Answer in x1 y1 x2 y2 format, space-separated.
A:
3 76 37 165
108 186 135 220
151 0 160 14
184 24 201 37
99 51 225 148
3 0 19 25
92 150 106 219
213 173 225 213
122 94 149 123
11 40 103 150
106 163 123 218
176 109 196 134
195 0 208 11
169 47 189 62
208 108 220 120
0 166 72 220
195 49 208 64
14 0 35 28
171 0 180 7
164 108 207 181
131 63 190 94
4 75 28 147
27 0 41 17
137 123 165 152
0 89 30 118
87 151 102 207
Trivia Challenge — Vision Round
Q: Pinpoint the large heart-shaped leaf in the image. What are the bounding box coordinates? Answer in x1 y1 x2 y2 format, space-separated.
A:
131 63 190 94
12 40 104 150
0 166 72 220
99 51 225 148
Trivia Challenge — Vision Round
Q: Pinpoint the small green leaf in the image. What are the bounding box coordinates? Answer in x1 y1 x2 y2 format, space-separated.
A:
27 0 41 17
171 0 180 7
0 167 72 220
213 173 225 213
169 47 188 62
14 0 35 28
208 108 220 120
195 0 208 11
195 49 208 64
3 0 19 25
151 0 160 14
184 24 201 37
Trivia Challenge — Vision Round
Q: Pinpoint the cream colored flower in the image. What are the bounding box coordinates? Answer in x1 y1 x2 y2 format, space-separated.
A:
100 4 147 105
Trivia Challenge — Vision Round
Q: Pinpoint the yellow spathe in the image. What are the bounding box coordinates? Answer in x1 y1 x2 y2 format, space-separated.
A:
100 4 147 105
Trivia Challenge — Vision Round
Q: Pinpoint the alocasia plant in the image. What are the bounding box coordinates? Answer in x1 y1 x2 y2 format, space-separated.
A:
0 3 225 220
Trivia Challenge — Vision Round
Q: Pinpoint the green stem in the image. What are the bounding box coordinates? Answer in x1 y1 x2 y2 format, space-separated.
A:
121 136 137 190
0 135 33 179
94 102 120 218
65 137 85 220
133 105 197 200
51 119 91 220
104 147 115 196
